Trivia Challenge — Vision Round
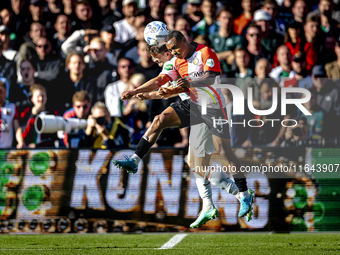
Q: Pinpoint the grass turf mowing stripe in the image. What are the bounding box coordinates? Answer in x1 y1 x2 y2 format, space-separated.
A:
159 234 188 249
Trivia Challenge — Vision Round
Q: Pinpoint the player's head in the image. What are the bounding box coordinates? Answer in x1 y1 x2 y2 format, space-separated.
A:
165 30 189 59
146 44 172 67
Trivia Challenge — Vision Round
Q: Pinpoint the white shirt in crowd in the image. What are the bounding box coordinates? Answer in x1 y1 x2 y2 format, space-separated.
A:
113 19 136 44
104 80 127 117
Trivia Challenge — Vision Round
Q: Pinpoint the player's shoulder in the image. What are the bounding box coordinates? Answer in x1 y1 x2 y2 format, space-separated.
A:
162 57 177 70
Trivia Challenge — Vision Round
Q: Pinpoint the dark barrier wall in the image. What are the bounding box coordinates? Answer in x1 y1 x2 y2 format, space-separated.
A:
0 148 339 233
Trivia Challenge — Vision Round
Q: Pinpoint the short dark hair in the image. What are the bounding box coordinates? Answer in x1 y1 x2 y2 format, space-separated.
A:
146 44 168 56
73 90 91 104
165 30 185 44
118 57 134 66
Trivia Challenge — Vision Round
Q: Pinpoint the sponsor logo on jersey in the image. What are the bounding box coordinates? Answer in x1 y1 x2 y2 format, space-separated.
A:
206 58 215 68
189 70 204 79
164 64 173 71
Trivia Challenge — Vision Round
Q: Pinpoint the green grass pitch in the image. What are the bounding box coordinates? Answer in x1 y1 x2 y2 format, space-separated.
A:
1 233 340 255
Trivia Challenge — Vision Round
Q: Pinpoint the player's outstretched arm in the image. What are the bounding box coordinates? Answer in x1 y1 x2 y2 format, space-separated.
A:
121 74 171 100
136 89 178 100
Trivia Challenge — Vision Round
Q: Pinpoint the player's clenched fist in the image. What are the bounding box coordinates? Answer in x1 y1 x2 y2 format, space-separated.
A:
121 91 135 100
177 78 190 88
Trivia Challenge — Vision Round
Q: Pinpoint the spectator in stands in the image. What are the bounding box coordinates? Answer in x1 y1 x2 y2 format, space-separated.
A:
100 25 123 67
164 4 179 31
318 34 337 66
22 84 58 148
261 0 286 36
312 65 340 138
135 40 161 81
210 7 244 76
97 0 121 28
316 0 338 36
122 74 148 144
284 21 304 57
33 36 61 86
25 21 47 45
270 45 292 83
253 9 283 55
0 81 25 148
82 101 132 148
234 0 255 35
325 36 340 79
0 25 17 61
192 0 218 36
175 16 192 36
282 53 313 97
118 22 146 63
28 0 46 24
0 8 13 29
300 88 324 139
53 52 97 114
83 37 117 102
105 57 134 117
134 8 152 30
9 59 36 122
113 0 138 44
53 14 72 58
302 15 319 71
184 0 203 28
243 58 275 109
61 28 99 56
10 0 30 49
256 81 286 146
245 23 271 70
194 34 211 48
44 0 62 34
282 116 309 147
149 0 166 22
63 90 91 148
74 0 95 30
62 0 77 19
233 47 254 91
0 39 17 91
292 0 308 24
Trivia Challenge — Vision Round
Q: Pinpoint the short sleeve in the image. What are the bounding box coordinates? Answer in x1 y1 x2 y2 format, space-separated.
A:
159 59 179 82
200 47 220 74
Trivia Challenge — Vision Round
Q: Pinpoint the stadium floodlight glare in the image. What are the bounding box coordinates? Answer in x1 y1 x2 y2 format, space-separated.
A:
35 115 87 134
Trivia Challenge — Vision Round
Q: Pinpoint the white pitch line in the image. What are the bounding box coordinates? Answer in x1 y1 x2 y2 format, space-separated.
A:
158 234 188 249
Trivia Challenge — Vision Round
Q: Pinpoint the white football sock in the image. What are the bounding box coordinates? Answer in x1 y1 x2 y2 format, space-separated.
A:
207 170 240 197
131 154 141 164
239 191 250 198
193 172 214 212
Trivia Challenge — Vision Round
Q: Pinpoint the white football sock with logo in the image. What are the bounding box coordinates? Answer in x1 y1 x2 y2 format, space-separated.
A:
193 172 214 212
205 169 240 201
131 154 141 164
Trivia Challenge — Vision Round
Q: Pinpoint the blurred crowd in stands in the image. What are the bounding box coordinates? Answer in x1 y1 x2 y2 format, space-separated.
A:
0 0 340 149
